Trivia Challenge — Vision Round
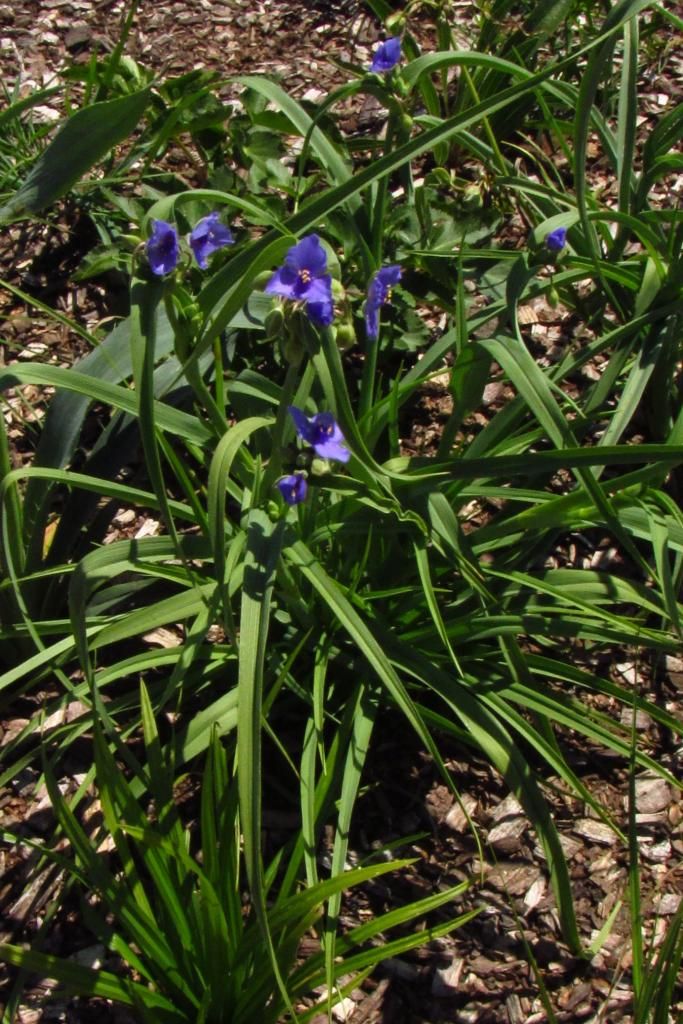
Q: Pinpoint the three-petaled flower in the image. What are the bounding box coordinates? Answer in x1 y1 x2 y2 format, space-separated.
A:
146 220 179 276
370 36 402 73
545 227 567 253
265 234 334 327
190 212 234 269
277 473 308 506
289 406 350 463
365 265 402 340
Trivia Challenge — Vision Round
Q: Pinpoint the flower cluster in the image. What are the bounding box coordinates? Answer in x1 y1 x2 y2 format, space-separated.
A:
145 212 234 276
265 235 334 327
276 407 350 506
365 265 402 341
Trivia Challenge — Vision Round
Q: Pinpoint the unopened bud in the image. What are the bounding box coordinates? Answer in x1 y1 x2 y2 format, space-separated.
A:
399 111 413 134
310 456 331 477
264 304 285 341
547 283 560 308
335 320 356 351
283 332 305 366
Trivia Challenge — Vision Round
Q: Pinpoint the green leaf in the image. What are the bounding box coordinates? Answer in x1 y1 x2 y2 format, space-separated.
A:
0 88 152 222
0 944 183 1020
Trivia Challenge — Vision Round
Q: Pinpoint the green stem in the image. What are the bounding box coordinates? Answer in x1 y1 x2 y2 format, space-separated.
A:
260 359 301 501
213 337 225 415
359 335 379 422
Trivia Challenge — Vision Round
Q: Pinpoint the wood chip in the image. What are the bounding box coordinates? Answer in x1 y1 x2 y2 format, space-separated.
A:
486 861 541 895
653 893 681 915
431 957 465 996
524 875 547 911
445 793 478 832
573 818 617 845
632 774 671 814
488 793 528 851
640 838 671 862
331 997 355 1022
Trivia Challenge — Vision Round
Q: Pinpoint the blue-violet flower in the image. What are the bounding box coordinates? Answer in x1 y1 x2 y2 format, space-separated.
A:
545 227 567 253
190 212 234 269
370 36 402 73
278 473 308 506
146 220 179 276
265 234 334 327
365 265 402 340
289 406 350 463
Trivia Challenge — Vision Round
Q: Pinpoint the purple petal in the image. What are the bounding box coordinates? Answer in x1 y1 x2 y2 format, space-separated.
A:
545 227 567 252
289 405 315 445
146 220 179 276
265 264 299 299
190 212 233 269
370 37 402 73
278 473 308 505
314 431 350 463
286 234 328 277
365 265 401 339
365 302 380 341
303 274 334 326
311 413 350 463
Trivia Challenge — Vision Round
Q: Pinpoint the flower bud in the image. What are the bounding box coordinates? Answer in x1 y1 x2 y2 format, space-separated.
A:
335 320 356 351
264 304 285 341
399 111 413 134
282 332 305 366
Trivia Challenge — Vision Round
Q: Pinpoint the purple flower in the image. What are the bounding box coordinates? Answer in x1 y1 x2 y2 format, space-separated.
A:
146 220 179 276
370 37 402 73
289 406 350 463
277 473 308 506
545 227 567 253
265 234 334 327
365 265 402 340
190 212 234 269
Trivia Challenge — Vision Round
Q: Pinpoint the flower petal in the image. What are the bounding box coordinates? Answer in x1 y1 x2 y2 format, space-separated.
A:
311 414 350 463
146 220 179 276
545 227 567 252
278 473 308 505
190 212 233 269
365 265 401 339
304 274 334 325
289 405 315 445
286 234 328 277
265 265 299 299
314 430 350 463
370 36 402 73
364 302 380 341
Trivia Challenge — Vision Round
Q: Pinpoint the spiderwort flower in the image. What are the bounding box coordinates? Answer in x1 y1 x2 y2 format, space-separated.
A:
289 406 350 463
370 36 402 73
277 473 308 506
365 265 402 341
265 234 334 327
190 212 234 269
146 220 179 276
545 227 567 253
